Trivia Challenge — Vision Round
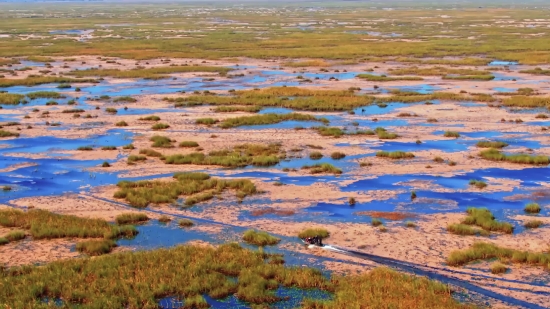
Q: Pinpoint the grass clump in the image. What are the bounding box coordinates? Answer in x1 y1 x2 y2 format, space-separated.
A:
460 208 514 234
164 143 282 168
139 115 160 121
105 108 117 114
0 93 25 105
127 155 147 164
0 209 136 240
242 230 281 246
447 224 489 237
469 180 487 189
150 135 173 148
219 113 327 129
114 173 256 208
151 123 170 130
356 74 422 82
178 219 194 228
5 230 25 242
158 215 171 223
298 228 330 239
76 239 116 256
376 151 414 159
371 218 383 227
196 118 218 125
0 130 19 138
309 151 323 160
77 146 93 151
62 108 85 113
443 131 460 138
69 65 231 79
479 148 549 165
405 221 417 228
0 238 8 246
101 146 117 150
115 213 149 225
375 127 399 139
302 163 342 175
139 148 163 157
122 144 135 150
179 141 199 148
214 106 261 113
447 242 550 268
476 141 508 148
330 152 346 160
316 126 344 137
115 121 128 127
0 77 97 88
490 262 508 275
524 220 543 229
113 96 137 103
524 203 541 214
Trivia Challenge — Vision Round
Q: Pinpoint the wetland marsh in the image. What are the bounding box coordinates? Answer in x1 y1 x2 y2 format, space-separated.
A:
0 1 550 308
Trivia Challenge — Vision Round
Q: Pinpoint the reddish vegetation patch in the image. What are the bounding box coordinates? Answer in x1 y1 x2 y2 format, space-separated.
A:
250 208 296 217
354 211 417 220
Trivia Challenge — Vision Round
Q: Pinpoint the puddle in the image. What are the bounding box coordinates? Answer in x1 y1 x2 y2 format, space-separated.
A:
489 60 518 66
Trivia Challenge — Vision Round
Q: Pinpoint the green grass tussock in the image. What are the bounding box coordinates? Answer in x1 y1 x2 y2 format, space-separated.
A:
115 213 149 225
5 230 26 242
469 180 487 189
76 239 117 256
0 209 137 240
220 113 327 129
114 173 257 208
298 228 330 239
309 151 323 160
164 143 282 168
139 148 163 157
139 115 160 121
196 118 218 125
242 230 281 246
0 130 19 138
356 74 423 82
179 141 199 148
476 141 508 148
69 65 231 79
490 262 508 275
524 203 541 214
152 123 170 130
447 242 550 268
214 106 261 113
0 77 97 88
301 163 342 175
524 220 543 229
461 208 514 234
479 148 549 165
376 151 415 159
0 93 25 105
150 135 173 148
443 131 460 138
178 219 194 228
